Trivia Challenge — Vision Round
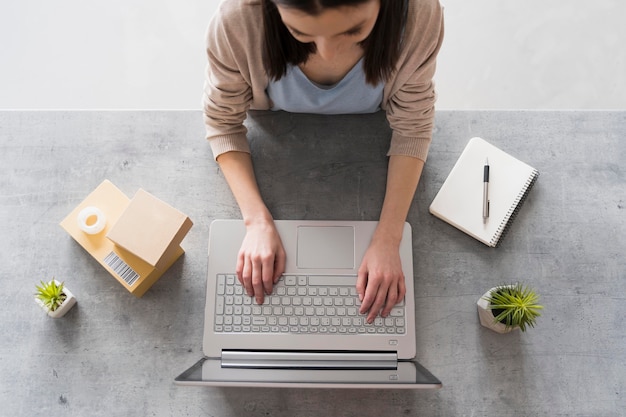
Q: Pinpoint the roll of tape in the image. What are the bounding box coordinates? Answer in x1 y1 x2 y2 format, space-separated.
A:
77 206 106 235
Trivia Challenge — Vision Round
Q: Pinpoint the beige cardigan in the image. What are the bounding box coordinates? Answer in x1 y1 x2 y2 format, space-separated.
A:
204 0 444 161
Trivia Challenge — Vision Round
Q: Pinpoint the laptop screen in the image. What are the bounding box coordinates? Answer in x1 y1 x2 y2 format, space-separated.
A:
175 358 442 389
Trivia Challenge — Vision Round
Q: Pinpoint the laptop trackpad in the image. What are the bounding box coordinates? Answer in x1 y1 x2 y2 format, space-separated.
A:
296 226 354 269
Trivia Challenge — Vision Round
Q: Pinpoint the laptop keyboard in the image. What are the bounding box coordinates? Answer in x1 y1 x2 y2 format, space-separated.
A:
214 274 406 335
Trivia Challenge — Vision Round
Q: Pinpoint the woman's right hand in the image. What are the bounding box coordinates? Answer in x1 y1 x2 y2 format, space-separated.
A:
215 151 285 304
236 219 286 305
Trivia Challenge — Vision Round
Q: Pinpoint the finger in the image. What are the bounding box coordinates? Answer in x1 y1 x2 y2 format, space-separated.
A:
397 274 406 303
236 252 245 286
381 284 398 318
251 258 265 304
356 268 367 303
274 247 286 283
367 288 388 323
240 255 254 297
261 255 275 295
359 277 380 317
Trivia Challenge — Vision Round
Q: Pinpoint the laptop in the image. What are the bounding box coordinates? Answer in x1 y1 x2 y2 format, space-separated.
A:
175 219 441 389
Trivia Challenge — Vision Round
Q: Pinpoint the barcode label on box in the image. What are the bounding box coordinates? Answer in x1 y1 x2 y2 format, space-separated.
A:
103 251 140 286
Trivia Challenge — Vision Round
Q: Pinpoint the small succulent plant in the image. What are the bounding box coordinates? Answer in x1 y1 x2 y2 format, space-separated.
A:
484 283 543 332
35 280 67 312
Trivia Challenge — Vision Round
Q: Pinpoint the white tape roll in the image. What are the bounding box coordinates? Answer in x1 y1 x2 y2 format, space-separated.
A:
77 206 106 235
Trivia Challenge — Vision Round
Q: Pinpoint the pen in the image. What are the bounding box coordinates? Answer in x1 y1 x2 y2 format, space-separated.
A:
483 157 490 223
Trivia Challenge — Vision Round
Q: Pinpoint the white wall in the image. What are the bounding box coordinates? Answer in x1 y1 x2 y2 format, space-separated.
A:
437 0 626 109
1 0 624 109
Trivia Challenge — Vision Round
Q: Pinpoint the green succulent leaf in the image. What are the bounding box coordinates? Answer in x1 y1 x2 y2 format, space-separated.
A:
484 283 543 332
35 280 67 312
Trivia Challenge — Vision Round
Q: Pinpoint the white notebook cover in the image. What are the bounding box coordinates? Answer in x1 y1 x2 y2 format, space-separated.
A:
429 137 539 247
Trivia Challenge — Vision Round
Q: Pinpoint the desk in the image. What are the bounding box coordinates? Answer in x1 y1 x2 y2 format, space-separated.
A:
1 110 624 416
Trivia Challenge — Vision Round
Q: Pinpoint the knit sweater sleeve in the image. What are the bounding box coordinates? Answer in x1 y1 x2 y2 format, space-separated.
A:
203 1 258 159
382 0 445 162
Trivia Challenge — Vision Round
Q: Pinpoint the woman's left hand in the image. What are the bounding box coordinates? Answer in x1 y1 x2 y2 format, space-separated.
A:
356 155 423 323
356 236 406 323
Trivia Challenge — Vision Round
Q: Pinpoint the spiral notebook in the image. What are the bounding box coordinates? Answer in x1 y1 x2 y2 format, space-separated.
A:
429 137 539 247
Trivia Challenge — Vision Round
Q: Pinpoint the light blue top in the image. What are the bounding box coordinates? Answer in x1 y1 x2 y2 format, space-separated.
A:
266 58 384 115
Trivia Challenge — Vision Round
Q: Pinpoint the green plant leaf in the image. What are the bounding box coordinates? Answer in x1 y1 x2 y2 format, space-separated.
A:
484 283 543 332
35 279 66 312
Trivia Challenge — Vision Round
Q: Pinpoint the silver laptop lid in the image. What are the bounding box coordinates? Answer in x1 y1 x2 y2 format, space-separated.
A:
202 220 417 359
175 357 442 389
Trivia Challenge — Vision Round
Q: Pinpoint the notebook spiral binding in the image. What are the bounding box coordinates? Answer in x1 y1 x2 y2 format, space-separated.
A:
491 170 540 247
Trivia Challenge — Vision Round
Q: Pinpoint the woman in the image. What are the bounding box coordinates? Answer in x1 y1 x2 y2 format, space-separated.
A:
204 0 444 323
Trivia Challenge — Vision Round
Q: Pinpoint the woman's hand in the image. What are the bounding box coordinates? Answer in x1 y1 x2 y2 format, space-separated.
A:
356 155 424 322
216 151 285 304
236 219 286 305
356 235 406 323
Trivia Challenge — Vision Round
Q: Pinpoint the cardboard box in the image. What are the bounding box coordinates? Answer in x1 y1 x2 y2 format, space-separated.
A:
60 180 193 297
106 189 193 271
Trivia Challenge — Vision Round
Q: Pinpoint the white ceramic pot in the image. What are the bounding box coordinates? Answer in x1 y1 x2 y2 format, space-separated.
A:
35 280 77 318
477 287 518 334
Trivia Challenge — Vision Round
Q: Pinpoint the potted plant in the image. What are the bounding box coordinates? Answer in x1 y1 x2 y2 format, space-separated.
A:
477 283 542 333
34 279 77 318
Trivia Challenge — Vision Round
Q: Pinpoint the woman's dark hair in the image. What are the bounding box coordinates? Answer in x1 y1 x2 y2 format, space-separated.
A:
262 0 407 85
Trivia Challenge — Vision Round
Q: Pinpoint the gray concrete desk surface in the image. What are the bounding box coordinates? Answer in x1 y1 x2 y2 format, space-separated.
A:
1 110 624 416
